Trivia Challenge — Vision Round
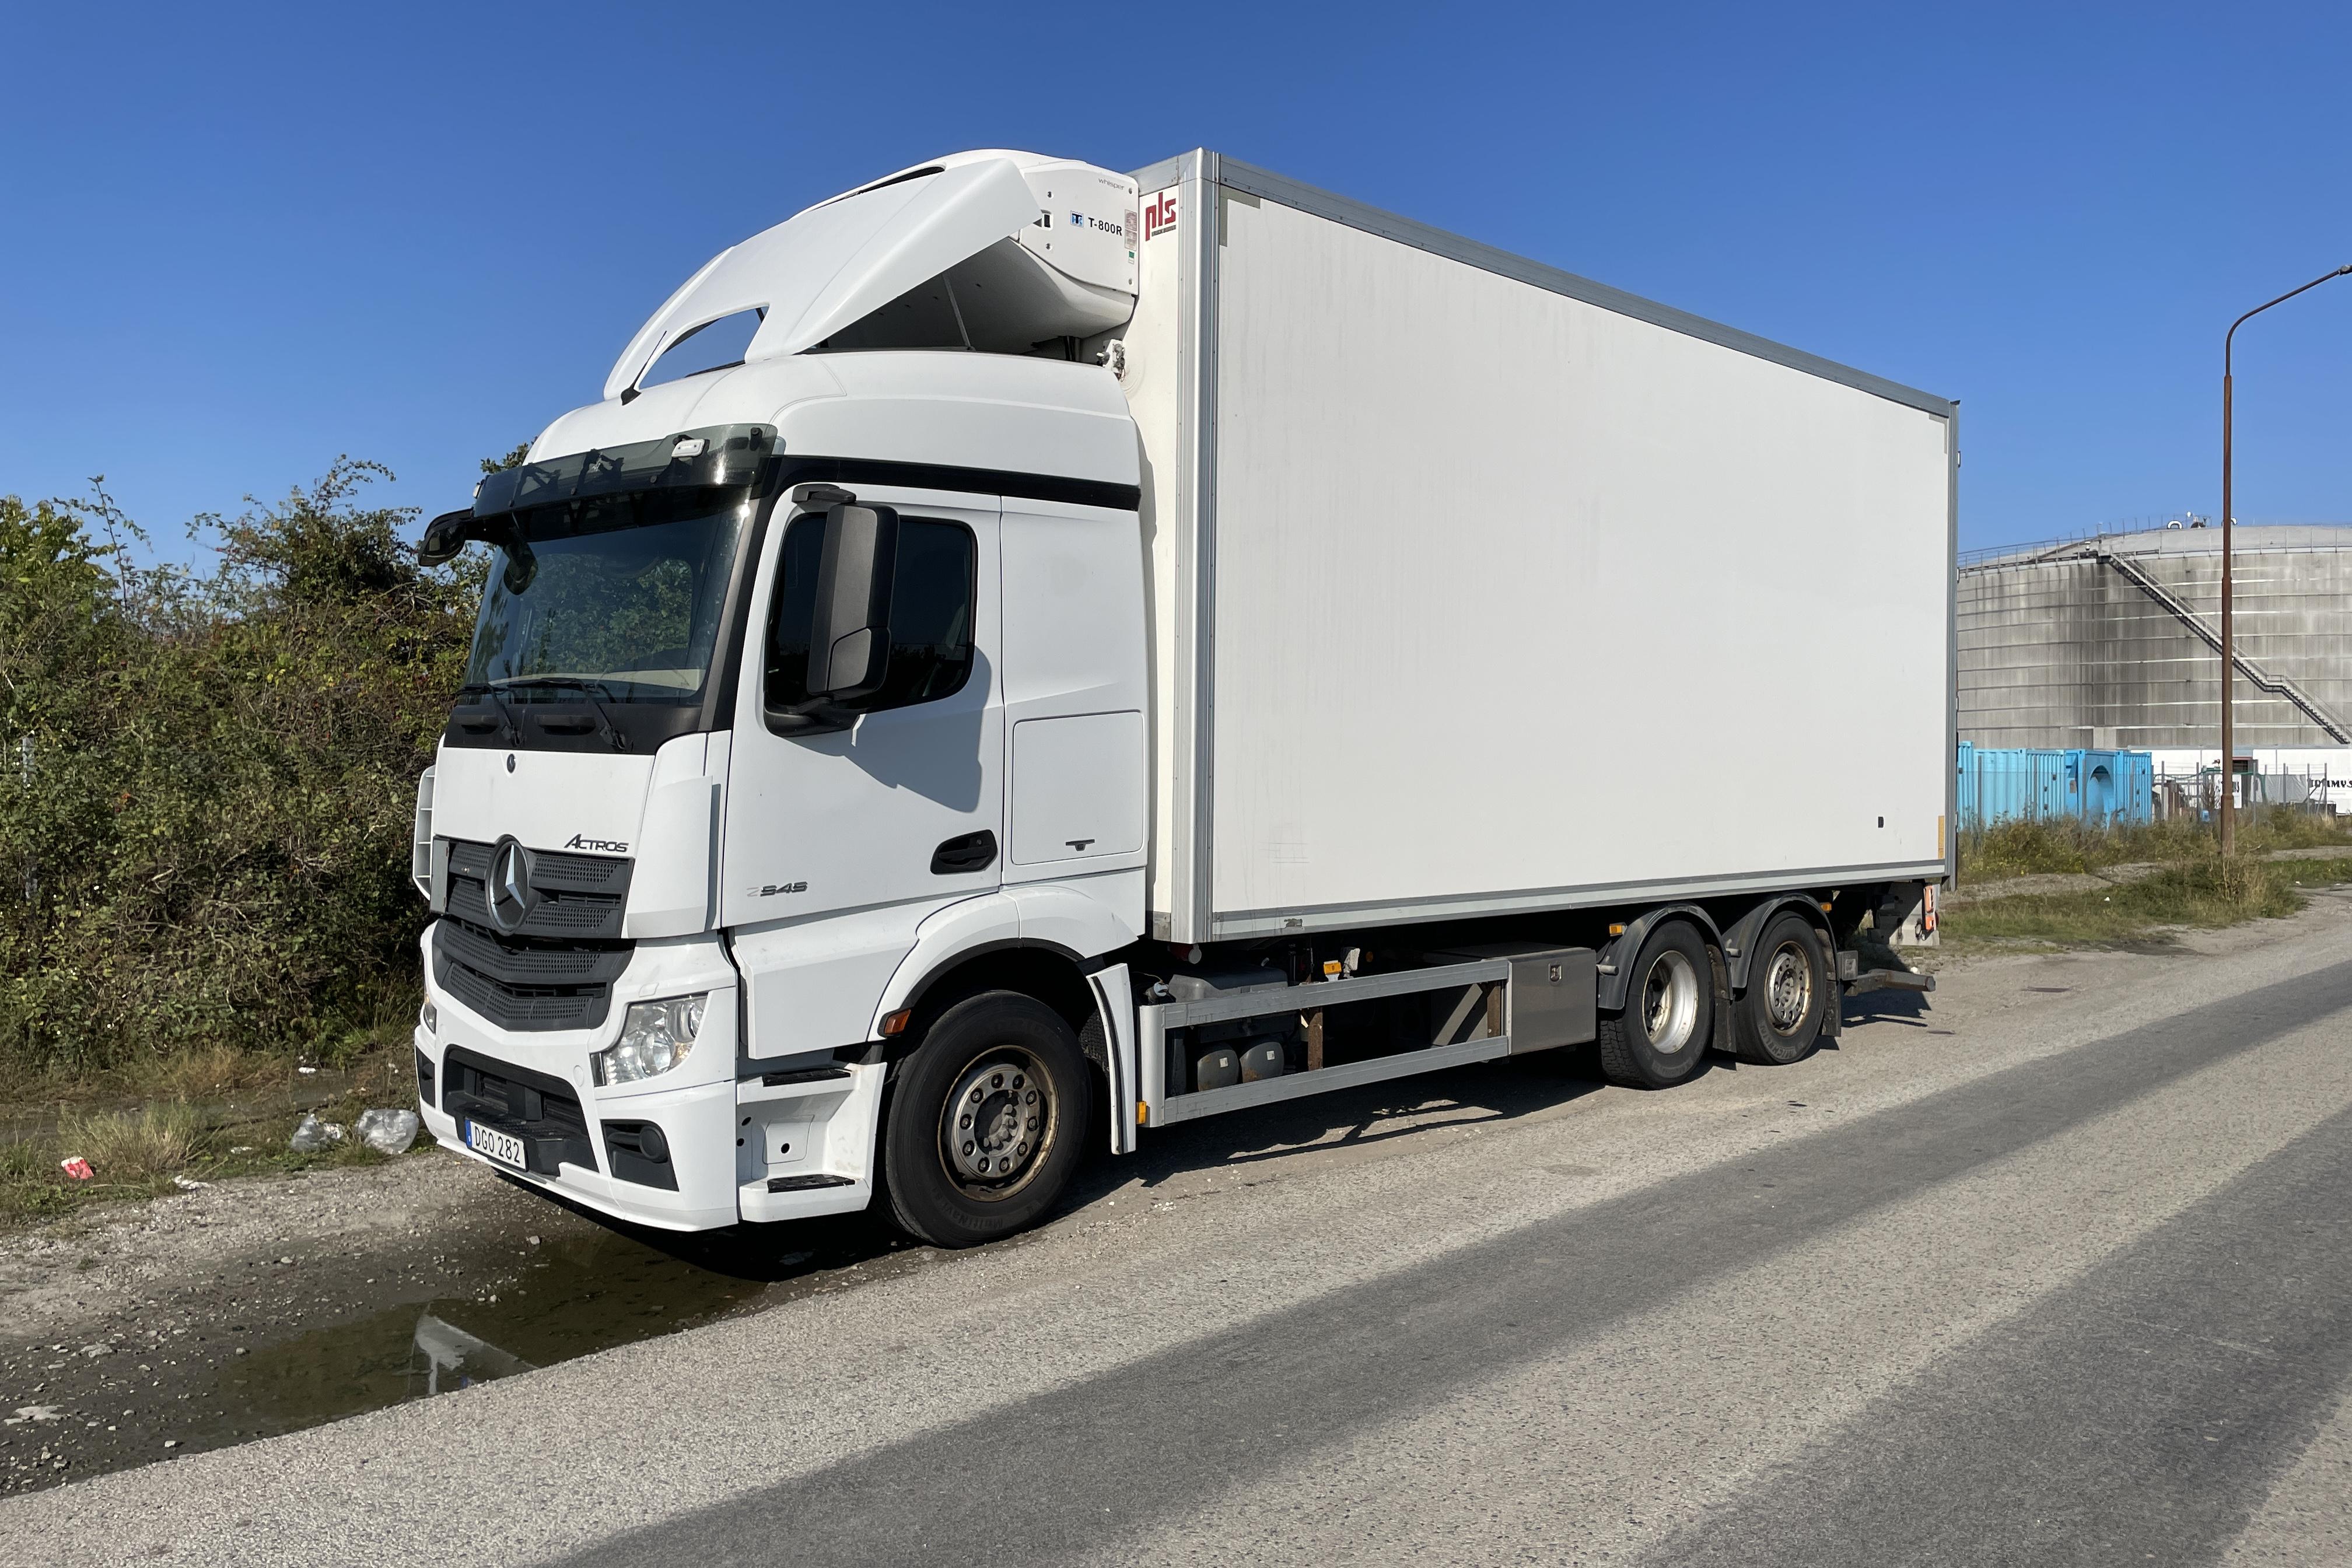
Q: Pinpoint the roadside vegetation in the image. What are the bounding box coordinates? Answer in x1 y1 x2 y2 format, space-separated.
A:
0 463 498 1227
1946 814 2352 949
0 1027 427 1228
1959 810 2352 882
0 465 488 1087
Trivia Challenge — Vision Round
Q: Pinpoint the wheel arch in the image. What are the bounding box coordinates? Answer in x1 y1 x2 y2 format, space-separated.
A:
865 941 1097 1062
1594 903 1725 1013
1596 904 1731 1058
1717 893 1837 992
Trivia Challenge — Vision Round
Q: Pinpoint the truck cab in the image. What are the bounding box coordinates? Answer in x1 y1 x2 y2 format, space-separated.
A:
414 154 1153 1242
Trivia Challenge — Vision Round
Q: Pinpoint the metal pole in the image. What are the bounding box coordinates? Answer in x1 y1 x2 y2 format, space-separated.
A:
2219 264 2352 859
2221 360 2233 858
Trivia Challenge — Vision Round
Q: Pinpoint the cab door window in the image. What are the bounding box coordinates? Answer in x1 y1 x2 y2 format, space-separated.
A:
765 513 977 712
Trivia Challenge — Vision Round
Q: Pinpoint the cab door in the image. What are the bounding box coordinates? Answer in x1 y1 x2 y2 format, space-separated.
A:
722 486 1003 1059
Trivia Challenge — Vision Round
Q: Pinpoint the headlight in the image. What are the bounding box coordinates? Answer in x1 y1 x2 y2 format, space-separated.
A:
596 994 708 1086
418 1002 437 1035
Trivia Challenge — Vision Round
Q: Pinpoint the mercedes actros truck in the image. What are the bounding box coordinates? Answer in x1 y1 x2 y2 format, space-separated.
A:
409 149 1954 1247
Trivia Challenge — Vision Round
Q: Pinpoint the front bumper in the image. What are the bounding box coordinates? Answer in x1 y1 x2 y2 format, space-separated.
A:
419 1049 741 1230
415 928 885 1231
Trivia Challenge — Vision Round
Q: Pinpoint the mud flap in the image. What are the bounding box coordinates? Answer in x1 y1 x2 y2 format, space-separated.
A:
1085 963 1139 1156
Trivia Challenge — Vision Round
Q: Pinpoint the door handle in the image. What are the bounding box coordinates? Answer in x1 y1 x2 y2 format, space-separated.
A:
930 830 998 875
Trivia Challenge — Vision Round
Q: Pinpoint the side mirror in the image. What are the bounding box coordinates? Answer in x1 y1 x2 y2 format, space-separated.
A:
804 503 899 705
418 509 475 565
419 509 537 594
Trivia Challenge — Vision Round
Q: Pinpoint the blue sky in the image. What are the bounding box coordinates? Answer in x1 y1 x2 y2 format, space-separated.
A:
4 1 2347 559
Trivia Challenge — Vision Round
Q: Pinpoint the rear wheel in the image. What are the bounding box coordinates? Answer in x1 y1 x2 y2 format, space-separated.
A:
1732 912 1828 1066
1596 921 1713 1088
882 991 1092 1248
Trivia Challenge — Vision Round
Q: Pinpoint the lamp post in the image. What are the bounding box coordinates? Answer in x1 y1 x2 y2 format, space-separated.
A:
2220 264 2352 858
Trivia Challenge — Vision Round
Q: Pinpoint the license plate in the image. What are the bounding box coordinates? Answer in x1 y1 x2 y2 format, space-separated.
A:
464 1121 527 1170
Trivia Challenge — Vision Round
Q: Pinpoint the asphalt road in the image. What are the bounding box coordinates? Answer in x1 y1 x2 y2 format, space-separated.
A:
7 898 2352 1567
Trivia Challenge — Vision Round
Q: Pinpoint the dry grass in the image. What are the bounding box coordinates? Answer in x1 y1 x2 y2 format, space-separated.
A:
139 1043 285 1102
1944 855 2352 947
0 1028 432 1231
1960 811 2352 883
56 1102 205 1182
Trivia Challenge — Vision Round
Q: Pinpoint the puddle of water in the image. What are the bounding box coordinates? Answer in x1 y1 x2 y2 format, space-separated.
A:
218 1227 783 1436
2 1206 921 1494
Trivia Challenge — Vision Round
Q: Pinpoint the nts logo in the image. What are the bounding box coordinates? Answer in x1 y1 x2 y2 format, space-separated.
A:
1143 191 1177 241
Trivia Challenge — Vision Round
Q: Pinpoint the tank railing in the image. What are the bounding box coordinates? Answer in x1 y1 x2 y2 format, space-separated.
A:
1957 519 2208 569
1958 519 2352 571
2088 549 2352 744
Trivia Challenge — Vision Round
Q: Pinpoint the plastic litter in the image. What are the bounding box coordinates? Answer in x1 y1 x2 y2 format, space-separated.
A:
354 1107 421 1156
171 1175 211 1191
58 1157 93 1181
288 1114 346 1153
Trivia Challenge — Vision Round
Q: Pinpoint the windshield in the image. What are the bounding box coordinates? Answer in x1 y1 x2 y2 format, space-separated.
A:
461 488 748 703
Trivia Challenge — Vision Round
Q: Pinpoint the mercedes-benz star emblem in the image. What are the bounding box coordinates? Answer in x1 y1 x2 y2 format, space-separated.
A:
488 836 535 933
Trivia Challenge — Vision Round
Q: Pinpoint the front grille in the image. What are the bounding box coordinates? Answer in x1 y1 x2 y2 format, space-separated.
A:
444 838 632 940
432 918 631 1032
440 1045 597 1176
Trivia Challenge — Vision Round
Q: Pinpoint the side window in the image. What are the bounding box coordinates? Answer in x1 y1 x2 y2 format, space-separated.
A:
766 513 977 713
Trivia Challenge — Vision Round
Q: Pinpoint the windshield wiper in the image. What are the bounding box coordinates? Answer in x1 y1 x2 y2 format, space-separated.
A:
454 682 524 744
490 678 634 752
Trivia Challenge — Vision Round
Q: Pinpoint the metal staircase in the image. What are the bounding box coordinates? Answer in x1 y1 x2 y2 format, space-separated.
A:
2091 548 2352 744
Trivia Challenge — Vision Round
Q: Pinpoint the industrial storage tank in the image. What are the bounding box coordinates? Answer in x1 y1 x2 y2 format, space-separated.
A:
1958 524 2352 750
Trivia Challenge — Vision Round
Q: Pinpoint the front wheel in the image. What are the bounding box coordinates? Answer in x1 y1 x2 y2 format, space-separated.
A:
882 991 1093 1248
1595 921 1714 1088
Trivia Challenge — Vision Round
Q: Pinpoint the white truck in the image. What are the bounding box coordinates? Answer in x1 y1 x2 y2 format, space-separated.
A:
410 149 1955 1247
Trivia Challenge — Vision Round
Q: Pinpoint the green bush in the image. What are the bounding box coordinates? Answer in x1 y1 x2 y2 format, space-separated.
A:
0 464 482 1079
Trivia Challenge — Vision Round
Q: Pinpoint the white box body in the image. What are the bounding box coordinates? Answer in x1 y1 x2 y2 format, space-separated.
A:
1122 153 1957 943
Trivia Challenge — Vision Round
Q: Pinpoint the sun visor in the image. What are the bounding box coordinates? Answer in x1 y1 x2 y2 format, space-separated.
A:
604 158 1049 402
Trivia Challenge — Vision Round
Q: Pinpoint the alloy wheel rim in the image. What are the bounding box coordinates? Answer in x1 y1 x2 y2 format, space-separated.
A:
940 1049 1056 1199
1642 950 1701 1053
1765 941 1812 1035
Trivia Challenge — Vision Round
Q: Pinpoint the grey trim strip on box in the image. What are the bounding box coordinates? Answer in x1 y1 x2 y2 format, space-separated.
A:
1191 155 1224 948
1211 860 1951 940
1150 1034 1513 1126
1208 153 1954 419
1163 153 1224 946
1945 403 1962 888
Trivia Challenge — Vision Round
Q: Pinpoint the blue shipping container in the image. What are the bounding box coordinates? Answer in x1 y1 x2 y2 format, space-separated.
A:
1957 744 2153 832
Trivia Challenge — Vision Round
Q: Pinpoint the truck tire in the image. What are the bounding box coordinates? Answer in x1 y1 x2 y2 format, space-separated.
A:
1595 921 1713 1088
1731 912 1828 1066
882 991 1093 1248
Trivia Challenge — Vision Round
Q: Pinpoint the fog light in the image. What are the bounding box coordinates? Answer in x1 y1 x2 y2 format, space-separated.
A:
595 994 708 1086
419 1001 437 1034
